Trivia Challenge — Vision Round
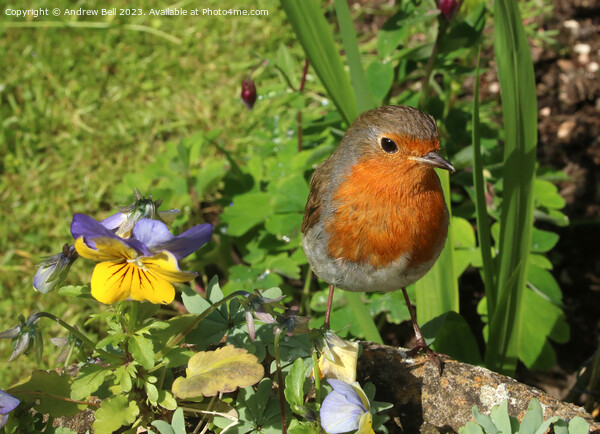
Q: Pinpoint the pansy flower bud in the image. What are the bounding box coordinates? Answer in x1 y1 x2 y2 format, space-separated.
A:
103 188 179 239
33 244 78 294
241 79 257 110
436 0 463 21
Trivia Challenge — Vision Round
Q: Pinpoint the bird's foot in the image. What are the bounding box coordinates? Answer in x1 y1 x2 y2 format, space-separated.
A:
408 337 449 375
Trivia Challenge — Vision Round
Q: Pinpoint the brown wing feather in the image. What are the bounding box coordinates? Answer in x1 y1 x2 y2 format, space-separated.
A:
301 157 335 234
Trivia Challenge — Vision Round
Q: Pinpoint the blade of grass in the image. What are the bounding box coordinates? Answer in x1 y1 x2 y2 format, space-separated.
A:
415 170 459 325
472 47 496 315
333 0 376 113
484 0 538 375
281 0 358 124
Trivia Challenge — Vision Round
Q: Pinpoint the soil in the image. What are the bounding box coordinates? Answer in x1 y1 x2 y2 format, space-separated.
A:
520 0 600 414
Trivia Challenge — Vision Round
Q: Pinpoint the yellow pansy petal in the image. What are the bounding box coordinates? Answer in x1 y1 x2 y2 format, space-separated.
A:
351 382 371 412
319 338 359 383
91 260 133 304
74 236 137 261
128 267 175 304
356 412 374 434
90 260 175 304
142 251 197 283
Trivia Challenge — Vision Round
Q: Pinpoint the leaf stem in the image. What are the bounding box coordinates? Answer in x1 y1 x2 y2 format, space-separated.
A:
274 328 288 434
30 312 123 364
312 350 322 403
420 17 448 108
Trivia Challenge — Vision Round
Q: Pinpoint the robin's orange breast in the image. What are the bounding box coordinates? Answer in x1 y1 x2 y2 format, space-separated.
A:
325 155 448 269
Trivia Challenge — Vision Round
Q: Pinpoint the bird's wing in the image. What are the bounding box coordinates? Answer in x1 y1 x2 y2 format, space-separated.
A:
301 157 335 234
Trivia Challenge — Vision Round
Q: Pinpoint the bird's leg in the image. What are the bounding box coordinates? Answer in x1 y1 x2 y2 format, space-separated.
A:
324 284 335 329
401 287 446 373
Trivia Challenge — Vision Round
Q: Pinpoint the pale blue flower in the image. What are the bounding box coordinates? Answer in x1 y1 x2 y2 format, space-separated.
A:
320 379 374 434
0 389 20 428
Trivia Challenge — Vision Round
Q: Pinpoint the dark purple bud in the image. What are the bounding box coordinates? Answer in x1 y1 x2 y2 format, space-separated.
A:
241 79 257 110
437 0 462 21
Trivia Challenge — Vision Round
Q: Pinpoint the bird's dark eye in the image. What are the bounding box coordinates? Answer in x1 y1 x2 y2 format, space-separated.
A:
380 137 398 153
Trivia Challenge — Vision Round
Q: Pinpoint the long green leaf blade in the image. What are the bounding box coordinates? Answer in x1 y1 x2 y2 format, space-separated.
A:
415 169 459 325
333 0 376 113
485 0 538 374
472 48 496 315
281 0 358 124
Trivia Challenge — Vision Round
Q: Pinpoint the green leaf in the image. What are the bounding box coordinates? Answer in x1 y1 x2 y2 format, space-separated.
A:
129 334 154 370
459 421 485 434
182 275 223 314
553 419 569 434
221 192 273 236
172 346 264 398
421 312 482 365
534 416 560 434
157 390 178 411
70 364 109 401
534 179 565 209
57 284 92 298
453 217 476 248
485 0 538 375
530 228 559 253
527 264 562 305
490 400 511 434
8 370 82 417
237 378 282 432
333 0 375 113
377 8 410 58
366 61 394 102
265 213 303 243
519 398 543 434
271 173 309 214
151 420 176 434
93 395 139 434
416 170 459 325
472 405 500 434
568 417 590 434
281 0 358 124
519 289 569 369
285 358 307 412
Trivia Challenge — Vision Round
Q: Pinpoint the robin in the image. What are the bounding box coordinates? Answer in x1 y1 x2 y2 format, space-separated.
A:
302 105 455 360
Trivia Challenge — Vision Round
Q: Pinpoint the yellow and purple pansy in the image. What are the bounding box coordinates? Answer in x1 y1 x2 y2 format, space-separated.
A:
71 213 212 304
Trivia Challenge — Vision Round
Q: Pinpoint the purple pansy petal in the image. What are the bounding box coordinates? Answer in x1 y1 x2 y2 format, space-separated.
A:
100 212 126 230
0 390 20 415
132 219 174 248
320 382 364 433
327 379 366 409
71 214 151 256
154 223 213 260
71 213 121 249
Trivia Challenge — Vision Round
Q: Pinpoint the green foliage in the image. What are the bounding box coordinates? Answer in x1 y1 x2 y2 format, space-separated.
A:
151 408 187 434
93 395 140 434
8 370 83 417
459 398 590 434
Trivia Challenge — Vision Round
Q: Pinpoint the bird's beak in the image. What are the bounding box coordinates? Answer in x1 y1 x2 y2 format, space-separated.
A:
410 151 456 173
